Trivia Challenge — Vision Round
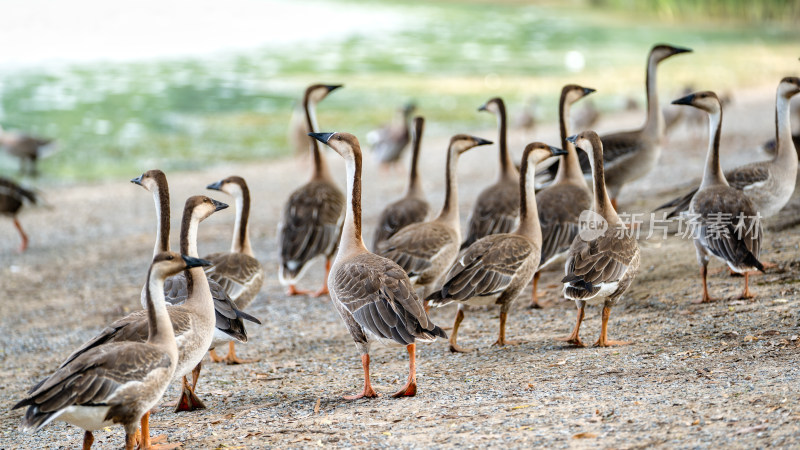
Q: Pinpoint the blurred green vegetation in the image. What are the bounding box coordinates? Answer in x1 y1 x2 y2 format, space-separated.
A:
588 0 800 23
0 0 798 181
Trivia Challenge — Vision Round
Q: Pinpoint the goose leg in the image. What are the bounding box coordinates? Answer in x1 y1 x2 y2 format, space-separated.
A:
392 343 417 398
557 303 585 347
344 354 379 400
593 305 629 347
312 259 332 297
13 218 29 252
739 272 756 299
528 272 544 309
221 341 258 365
136 412 179 450
448 305 472 353
82 431 94 450
174 367 206 412
492 307 521 347
286 284 313 296
208 348 224 363
125 430 137 450
694 265 717 304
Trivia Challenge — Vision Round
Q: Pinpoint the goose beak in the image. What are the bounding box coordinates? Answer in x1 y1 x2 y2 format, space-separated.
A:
672 93 696 106
211 199 228 212
671 45 693 55
549 146 568 156
566 134 579 144
206 180 223 191
308 132 335 144
583 87 596 96
474 137 493 146
131 174 144 186
477 103 488 112
325 84 343 93
182 254 212 269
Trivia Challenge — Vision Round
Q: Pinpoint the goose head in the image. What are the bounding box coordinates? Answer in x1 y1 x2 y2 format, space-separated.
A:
478 97 505 115
185 195 228 223
650 44 692 64
449 134 493 155
671 90 720 114
308 132 361 160
151 251 212 278
403 102 417 117
207 175 246 197
566 130 602 156
563 84 595 106
778 77 800 99
131 169 168 193
306 84 342 105
523 142 567 167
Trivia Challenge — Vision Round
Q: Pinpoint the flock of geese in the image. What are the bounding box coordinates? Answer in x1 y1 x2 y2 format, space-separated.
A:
8 44 800 449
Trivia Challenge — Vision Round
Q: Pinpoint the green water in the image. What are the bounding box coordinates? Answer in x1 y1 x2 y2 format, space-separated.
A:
1 0 797 181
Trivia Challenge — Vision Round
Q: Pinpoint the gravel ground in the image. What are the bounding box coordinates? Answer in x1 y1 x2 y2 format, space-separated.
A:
2 84 799 449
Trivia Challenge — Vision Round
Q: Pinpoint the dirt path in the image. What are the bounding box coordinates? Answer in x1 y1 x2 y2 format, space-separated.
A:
2 84 799 448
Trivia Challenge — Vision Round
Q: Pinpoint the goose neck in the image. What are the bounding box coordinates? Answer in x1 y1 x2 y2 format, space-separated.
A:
337 149 367 258
304 98 333 182
144 270 178 352
514 155 542 243
586 135 619 222
231 187 253 256
775 92 797 166
554 99 585 185
643 55 665 139
495 104 514 180
151 185 170 257
700 107 728 189
435 146 461 229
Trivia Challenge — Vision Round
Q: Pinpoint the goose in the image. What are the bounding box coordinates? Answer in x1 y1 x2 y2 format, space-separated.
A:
308 131 446 399
427 142 566 352
528 85 595 309
461 97 519 249
657 77 800 221
376 134 493 303
0 176 37 252
0 125 55 177
672 91 765 302
559 131 640 347
48 196 228 417
204 175 265 364
13 251 210 450
539 44 692 208
131 171 261 368
371 116 430 250
278 84 345 297
368 102 416 167
513 97 537 132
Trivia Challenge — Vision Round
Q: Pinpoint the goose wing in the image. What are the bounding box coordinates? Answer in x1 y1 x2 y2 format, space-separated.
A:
14 342 171 431
428 234 536 306
203 252 265 305
600 130 647 172
279 180 345 277
537 183 592 264
375 222 451 277
372 196 430 249
332 253 446 345
562 230 638 300
692 189 763 271
462 180 519 249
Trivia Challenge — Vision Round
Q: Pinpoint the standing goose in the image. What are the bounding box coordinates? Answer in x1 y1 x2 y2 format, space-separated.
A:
529 85 595 309
14 251 210 450
368 102 416 167
672 91 765 302
50 196 228 417
657 77 800 220
462 98 519 249
559 131 640 347
204 175 265 364
0 125 55 177
309 131 446 399
279 84 345 297
131 171 261 367
371 116 430 250
428 143 566 352
540 44 692 209
376 134 493 303
1 176 37 252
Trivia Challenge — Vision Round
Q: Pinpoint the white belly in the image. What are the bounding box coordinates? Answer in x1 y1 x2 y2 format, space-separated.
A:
60 405 113 431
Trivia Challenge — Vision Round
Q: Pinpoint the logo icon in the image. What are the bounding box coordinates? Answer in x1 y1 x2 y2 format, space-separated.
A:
578 210 607 241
